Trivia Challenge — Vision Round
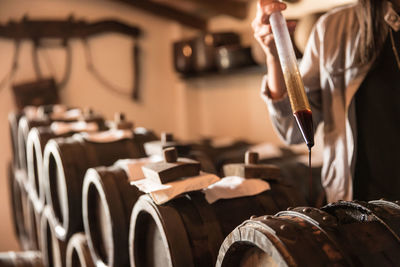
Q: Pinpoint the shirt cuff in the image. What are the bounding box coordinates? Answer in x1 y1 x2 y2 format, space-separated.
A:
260 74 292 118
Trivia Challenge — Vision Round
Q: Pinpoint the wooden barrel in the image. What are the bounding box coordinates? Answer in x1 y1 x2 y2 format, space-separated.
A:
368 199 400 237
128 182 307 267
26 118 107 215
8 111 23 169
216 200 400 267
20 186 36 250
42 133 149 241
8 163 22 241
66 233 95 267
16 106 103 175
17 116 51 175
25 193 42 250
9 165 30 250
10 105 68 170
12 168 39 251
0 251 43 267
26 127 67 215
82 166 143 267
40 207 67 267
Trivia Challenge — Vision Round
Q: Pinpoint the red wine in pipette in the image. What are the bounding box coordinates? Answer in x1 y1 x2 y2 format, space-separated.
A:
293 109 314 149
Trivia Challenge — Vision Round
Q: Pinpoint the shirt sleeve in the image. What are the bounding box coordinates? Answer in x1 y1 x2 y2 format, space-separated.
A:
261 21 324 145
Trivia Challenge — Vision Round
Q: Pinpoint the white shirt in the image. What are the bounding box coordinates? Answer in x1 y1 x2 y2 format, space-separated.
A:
263 1 400 202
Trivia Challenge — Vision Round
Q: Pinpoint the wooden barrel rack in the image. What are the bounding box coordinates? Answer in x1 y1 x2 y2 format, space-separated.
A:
0 251 43 267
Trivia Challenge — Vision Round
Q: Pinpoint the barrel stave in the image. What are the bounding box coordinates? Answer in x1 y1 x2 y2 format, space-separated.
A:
8 163 24 243
368 199 400 239
9 111 23 169
25 194 42 250
217 219 293 267
169 193 224 267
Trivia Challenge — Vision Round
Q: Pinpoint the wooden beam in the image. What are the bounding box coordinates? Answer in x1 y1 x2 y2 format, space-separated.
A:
111 0 208 30
184 0 248 19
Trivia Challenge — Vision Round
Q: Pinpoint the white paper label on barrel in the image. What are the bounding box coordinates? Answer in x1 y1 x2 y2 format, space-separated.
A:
50 121 99 136
143 142 164 156
131 172 220 205
203 176 271 204
50 108 82 121
23 104 68 119
51 104 68 114
134 127 149 135
79 129 133 143
23 106 40 119
249 143 284 160
115 155 163 182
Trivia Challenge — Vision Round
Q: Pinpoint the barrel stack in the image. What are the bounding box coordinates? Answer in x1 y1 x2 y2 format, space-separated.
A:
8 105 79 250
17 105 78 178
41 117 148 242
7 105 156 266
6 104 400 267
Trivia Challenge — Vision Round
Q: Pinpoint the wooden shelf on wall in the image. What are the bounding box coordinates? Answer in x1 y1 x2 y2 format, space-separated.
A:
178 64 267 81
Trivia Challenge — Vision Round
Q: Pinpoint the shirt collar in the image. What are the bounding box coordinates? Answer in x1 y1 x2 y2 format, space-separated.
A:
384 1 400 31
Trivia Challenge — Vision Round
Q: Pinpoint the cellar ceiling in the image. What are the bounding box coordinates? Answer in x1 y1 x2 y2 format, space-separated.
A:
109 0 254 30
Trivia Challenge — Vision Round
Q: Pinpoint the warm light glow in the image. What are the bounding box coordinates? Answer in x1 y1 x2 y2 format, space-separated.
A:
204 34 214 46
182 44 192 57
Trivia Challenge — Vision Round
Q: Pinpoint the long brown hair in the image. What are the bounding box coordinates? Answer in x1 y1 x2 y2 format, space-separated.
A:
356 0 389 64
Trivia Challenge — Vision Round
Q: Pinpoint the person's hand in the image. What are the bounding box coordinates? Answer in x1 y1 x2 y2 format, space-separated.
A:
253 0 296 100
252 0 295 61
